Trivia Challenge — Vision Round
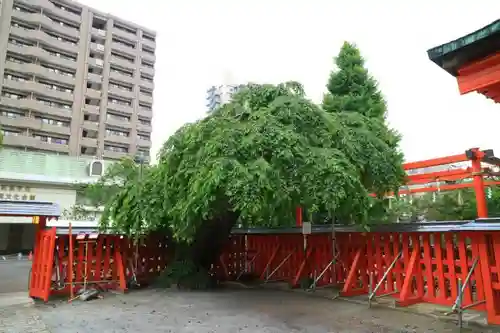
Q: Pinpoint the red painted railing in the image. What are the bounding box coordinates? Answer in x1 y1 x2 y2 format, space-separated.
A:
29 227 500 325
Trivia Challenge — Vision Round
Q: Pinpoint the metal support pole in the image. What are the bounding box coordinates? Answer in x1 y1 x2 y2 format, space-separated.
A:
451 257 479 312
309 253 340 290
331 217 337 283
457 279 463 331
82 241 91 292
368 251 402 304
236 251 260 280
368 272 374 308
265 252 293 283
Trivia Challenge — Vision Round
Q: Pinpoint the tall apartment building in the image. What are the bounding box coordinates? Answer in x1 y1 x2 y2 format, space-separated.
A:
0 0 155 160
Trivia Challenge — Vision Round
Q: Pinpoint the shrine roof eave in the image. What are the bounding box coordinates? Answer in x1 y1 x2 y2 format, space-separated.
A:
427 19 500 76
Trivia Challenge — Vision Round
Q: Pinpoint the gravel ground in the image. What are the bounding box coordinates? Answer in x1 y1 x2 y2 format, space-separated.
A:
10 288 491 333
0 260 31 294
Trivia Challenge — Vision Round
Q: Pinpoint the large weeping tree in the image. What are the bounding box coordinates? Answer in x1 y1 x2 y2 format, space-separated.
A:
95 42 405 287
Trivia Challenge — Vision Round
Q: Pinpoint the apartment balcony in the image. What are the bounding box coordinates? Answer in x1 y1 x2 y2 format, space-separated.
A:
7 44 77 70
0 115 69 135
87 73 102 84
136 138 152 148
3 78 73 103
91 28 107 38
40 123 71 136
139 79 154 90
37 139 70 153
138 108 152 119
80 137 98 147
139 93 153 105
16 0 82 24
82 121 99 131
0 115 36 129
105 134 131 145
112 27 137 41
86 88 101 99
2 134 70 154
2 134 37 148
109 70 134 84
141 38 156 51
102 149 128 160
110 56 136 71
87 57 104 69
83 104 100 116
89 42 105 54
9 26 78 54
4 60 75 86
139 66 154 78
10 10 80 39
105 117 132 129
111 41 136 57
108 85 134 100
137 122 152 133
0 97 73 119
107 102 133 115
141 51 156 63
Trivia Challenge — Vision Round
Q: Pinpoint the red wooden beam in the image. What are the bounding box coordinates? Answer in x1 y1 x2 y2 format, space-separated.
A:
457 52 500 95
409 174 471 185
399 180 500 195
403 153 469 170
370 181 500 198
407 168 472 182
480 83 500 102
458 52 500 76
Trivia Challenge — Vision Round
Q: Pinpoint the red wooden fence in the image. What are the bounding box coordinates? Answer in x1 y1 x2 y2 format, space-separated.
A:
29 228 57 301
29 227 500 325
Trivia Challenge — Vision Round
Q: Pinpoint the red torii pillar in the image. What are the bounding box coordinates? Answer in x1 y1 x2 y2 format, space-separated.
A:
296 206 302 227
467 148 488 218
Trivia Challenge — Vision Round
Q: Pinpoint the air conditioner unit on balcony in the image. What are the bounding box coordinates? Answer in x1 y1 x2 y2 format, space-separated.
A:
89 160 104 177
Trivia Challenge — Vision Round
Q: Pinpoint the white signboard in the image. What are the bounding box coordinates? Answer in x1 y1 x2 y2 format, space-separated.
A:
0 216 33 224
302 222 312 235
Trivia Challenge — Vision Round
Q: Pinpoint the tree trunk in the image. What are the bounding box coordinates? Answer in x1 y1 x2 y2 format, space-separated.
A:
190 210 239 271
159 210 239 289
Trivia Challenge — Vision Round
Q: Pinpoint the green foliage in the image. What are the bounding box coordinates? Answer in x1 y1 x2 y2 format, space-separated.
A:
322 41 406 219
96 42 406 242
81 158 146 207
375 187 500 222
78 158 151 236
61 204 96 221
155 260 215 289
323 42 388 119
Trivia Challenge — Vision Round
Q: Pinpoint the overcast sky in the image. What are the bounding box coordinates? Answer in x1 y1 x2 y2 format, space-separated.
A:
81 0 500 163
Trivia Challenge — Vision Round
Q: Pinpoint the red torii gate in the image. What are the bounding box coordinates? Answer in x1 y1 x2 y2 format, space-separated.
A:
296 147 500 226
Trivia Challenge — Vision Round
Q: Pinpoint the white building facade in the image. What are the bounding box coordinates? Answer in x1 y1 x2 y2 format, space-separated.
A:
0 149 111 253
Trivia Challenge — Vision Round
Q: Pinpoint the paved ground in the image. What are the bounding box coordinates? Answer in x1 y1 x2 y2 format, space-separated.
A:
0 288 493 333
0 260 30 294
